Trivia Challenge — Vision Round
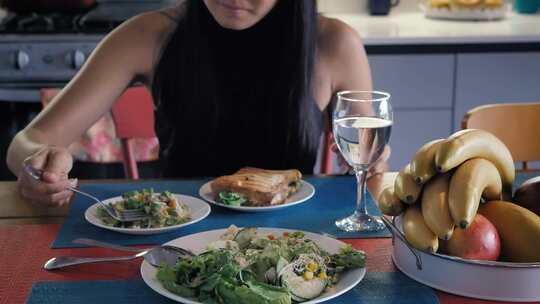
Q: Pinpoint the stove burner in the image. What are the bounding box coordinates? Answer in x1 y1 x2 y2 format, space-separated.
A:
18 14 55 32
0 1 172 34
0 12 120 34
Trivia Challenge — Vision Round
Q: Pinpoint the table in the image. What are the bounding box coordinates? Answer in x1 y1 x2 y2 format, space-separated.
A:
0 173 526 304
0 173 398 225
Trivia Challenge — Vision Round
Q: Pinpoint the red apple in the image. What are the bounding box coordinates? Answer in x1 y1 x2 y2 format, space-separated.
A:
445 214 501 261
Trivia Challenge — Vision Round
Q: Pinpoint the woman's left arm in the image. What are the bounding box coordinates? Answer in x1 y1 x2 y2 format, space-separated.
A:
320 18 390 174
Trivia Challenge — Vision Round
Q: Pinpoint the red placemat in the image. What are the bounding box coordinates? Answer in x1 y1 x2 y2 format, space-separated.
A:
0 224 533 304
0 224 140 304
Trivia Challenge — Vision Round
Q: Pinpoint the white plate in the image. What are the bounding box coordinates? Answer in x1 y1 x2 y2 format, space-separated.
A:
199 181 315 212
141 228 367 304
84 194 211 235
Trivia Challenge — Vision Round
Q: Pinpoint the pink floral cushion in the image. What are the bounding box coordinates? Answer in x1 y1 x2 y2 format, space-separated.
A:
41 90 159 163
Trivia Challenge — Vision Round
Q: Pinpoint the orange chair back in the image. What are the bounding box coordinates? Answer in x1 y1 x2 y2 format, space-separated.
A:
462 102 540 171
320 110 334 175
110 87 156 179
110 87 156 139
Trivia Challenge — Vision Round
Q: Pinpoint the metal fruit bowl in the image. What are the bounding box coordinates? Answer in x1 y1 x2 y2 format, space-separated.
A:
383 216 540 302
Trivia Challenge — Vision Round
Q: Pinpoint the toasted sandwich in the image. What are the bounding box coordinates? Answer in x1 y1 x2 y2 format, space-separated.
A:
210 167 303 206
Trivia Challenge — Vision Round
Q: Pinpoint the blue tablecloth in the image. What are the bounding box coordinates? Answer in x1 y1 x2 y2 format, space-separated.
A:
52 176 391 248
27 272 439 304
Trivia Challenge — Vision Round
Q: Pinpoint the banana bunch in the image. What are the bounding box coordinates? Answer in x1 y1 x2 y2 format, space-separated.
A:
378 129 514 253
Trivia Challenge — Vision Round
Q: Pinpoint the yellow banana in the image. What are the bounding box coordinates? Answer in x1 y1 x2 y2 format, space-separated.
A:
378 186 406 216
410 138 445 185
479 201 540 263
394 164 422 204
449 158 502 229
434 129 515 194
421 173 455 240
403 205 439 253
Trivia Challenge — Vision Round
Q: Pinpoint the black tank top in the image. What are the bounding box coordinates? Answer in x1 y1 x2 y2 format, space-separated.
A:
155 3 323 178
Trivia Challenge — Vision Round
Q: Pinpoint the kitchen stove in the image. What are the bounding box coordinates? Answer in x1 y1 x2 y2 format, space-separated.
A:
0 1 172 101
1 13 100 34
0 33 104 100
0 0 172 179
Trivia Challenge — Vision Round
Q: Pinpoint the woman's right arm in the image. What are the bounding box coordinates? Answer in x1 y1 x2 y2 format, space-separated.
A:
6 12 174 205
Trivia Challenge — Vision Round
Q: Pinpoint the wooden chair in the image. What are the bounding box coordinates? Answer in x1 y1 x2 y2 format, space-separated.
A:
109 87 157 179
320 114 334 174
462 102 540 171
40 87 158 179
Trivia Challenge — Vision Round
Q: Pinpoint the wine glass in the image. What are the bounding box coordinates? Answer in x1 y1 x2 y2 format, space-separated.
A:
333 91 393 232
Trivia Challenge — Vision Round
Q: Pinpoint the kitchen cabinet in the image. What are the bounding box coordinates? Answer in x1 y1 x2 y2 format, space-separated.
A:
369 54 455 169
454 52 540 129
369 54 455 109
368 51 540 170
388 110 452 170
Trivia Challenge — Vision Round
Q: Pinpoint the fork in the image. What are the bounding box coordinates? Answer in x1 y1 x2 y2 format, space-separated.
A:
72 237 195 256
23 164 151 222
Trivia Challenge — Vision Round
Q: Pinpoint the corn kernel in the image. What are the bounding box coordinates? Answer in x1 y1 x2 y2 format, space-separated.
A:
303 271 314 280
306 262 318 272
318 272 328 280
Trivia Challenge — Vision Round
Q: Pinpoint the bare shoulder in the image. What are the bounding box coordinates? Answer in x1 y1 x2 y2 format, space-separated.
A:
317 16 365 61
316 16 371 93
113 8 180 48
92 7 181 78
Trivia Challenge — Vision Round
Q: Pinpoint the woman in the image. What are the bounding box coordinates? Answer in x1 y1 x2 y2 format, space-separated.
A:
7 0 387 206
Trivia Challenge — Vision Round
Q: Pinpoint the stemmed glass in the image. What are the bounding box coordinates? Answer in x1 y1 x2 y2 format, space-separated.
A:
333 91 393 232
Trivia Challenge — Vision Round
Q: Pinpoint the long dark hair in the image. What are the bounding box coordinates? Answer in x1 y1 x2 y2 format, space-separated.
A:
152 0 322 176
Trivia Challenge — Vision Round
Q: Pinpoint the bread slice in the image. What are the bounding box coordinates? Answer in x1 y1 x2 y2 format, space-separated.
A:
210 167 302 206
235 167 302 183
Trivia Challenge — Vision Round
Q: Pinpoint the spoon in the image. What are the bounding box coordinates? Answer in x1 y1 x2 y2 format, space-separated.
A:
43 245 193 270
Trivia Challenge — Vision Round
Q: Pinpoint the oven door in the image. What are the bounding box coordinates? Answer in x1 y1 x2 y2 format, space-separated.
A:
0 83 65 102
0 87 40 103
0 84 50 180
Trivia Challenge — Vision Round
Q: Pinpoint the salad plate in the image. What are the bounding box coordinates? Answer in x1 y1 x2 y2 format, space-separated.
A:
141 227 366 304
199 181 315 212
84 193 211 235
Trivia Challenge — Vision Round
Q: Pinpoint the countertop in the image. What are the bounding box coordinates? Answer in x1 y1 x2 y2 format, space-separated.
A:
326 7 540 46
1 5 539 48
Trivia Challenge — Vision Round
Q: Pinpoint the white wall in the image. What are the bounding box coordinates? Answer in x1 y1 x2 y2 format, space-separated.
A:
318 0 368 13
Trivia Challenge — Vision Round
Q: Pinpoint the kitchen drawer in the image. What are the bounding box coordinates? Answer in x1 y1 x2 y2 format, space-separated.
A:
455 52 540 130
369 54 455 109
389 109 453 170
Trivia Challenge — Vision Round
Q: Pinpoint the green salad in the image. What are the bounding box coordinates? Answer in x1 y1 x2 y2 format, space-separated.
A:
97 189 191 228
157 226 366 303
218 191 248 206
217 181 303 207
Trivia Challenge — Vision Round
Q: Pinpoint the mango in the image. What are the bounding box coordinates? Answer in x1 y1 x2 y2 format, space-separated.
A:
478 201 540 263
